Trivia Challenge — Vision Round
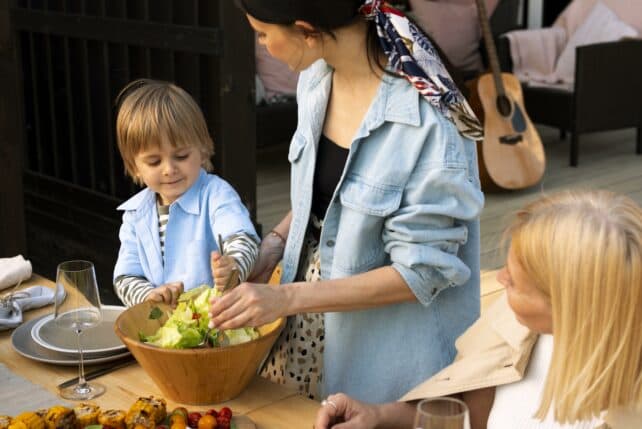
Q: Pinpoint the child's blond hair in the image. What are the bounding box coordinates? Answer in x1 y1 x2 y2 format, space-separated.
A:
505 189 642 423
115 79 214 184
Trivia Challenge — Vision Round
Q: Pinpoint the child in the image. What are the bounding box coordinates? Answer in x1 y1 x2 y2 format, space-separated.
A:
113 79 259 307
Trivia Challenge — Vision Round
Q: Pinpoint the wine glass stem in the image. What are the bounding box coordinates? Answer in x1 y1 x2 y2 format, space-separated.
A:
76 329 87 388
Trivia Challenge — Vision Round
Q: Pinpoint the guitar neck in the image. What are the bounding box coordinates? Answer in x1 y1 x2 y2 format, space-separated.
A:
475 0 506 97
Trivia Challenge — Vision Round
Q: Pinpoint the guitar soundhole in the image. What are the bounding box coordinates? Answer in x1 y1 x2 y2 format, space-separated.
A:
512 104 527 132
496 95 512 117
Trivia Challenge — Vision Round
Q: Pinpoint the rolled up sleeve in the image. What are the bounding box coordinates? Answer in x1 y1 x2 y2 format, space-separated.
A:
385 163 484 306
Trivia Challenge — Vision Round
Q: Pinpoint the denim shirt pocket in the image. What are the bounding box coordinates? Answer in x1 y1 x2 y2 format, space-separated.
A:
339 175 402 217
334 175 402 272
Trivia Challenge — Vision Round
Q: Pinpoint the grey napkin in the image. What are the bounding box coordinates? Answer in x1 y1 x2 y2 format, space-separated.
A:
0 363 71 414
0 286 62 330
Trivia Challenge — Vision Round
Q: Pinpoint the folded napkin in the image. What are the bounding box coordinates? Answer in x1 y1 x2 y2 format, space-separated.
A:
0 363 71 414
0 286 62 331
0 255 33 290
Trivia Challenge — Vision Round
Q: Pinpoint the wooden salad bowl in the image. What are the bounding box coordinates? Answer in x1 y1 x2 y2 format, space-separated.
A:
114 300 284 405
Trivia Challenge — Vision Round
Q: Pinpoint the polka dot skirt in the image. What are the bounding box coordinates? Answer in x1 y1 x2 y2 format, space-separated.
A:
260 215 325 399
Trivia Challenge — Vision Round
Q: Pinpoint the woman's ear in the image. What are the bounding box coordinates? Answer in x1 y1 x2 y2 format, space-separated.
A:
294 20 320 46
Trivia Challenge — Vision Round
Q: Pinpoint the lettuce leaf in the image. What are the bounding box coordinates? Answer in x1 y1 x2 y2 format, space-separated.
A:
141 285 260 349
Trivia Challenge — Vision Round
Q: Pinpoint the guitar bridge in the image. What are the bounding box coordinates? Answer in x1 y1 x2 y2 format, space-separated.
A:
499 134 523 145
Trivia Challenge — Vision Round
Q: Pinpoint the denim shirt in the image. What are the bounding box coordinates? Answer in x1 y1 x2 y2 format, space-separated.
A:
113 169 258 291
282 60 485 402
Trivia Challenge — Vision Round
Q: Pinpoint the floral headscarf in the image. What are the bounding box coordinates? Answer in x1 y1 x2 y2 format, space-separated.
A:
361 0 483 141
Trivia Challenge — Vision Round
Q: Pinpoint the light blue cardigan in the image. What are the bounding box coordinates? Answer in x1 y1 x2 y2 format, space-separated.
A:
113 169 258 291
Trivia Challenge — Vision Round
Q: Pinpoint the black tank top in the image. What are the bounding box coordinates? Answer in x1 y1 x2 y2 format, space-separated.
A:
312 134 349 221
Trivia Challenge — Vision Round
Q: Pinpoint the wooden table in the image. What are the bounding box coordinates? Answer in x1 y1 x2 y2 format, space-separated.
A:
480 269 504 312
0 275 319 428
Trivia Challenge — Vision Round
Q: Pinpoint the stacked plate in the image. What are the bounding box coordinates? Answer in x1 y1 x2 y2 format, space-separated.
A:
11 305 130 366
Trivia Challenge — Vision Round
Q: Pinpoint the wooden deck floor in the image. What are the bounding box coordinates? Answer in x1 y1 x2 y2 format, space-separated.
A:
256 126 641 271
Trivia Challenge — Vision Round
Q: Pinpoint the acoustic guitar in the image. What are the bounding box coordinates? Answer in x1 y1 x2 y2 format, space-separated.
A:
470 0 546 190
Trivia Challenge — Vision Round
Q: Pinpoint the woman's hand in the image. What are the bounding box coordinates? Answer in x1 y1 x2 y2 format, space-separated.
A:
207 282 288 329
145 281 183 307
314 393 382 429
247 232 286 283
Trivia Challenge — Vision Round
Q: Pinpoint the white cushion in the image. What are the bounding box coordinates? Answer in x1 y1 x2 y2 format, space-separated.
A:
555 0 642 36
554 1 638 84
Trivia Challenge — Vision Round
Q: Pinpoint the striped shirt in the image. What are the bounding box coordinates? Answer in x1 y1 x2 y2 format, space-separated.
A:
114 202 259 307
158 203 169 258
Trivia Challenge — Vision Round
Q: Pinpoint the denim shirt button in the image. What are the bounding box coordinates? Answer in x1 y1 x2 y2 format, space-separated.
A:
326 240 335 248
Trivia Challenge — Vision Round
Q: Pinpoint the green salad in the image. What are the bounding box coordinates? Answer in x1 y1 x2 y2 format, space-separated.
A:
140 285 259 349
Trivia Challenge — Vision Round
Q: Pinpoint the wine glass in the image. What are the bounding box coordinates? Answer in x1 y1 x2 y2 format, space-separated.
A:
54 260 105 400
414 397 470 429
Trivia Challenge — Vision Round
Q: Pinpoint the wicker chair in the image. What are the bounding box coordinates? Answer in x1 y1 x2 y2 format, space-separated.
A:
497 34 642 166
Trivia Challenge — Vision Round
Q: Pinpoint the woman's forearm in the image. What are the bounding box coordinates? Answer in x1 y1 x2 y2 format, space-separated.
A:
272 210 292 239
463 387 495 429
282 266 417 315
374 402 417 429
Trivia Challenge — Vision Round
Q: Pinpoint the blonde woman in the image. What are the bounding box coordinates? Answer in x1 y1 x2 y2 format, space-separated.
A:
315 189 642 429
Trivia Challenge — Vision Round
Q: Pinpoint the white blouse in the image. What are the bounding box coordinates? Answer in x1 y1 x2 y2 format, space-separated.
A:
487 334 604 429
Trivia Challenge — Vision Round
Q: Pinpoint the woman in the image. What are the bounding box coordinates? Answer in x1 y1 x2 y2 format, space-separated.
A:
208 0 484 402
315 189 642 428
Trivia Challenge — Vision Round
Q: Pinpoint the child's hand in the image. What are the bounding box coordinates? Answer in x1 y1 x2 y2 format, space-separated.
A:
145 281 183 307
211 251 239 291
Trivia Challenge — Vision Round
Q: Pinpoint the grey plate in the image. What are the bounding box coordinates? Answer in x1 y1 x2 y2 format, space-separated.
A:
31 305 127 355
12 315 131 366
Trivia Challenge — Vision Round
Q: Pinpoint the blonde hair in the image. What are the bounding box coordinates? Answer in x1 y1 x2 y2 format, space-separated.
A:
505 189 642 423
115 79 214 184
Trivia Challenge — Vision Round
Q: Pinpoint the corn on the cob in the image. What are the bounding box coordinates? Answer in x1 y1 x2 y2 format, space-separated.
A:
97 410 125 429
0 415 13 429
7 421 27 429
0 416 13 429
124 397 166 429
13 413 45 429
72 404 100 429
44 406 77 429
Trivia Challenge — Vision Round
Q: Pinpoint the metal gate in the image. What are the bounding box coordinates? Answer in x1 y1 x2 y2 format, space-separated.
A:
0 0 256 303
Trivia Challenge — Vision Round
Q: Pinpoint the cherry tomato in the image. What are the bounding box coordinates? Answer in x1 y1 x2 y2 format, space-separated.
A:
187 412 201 429
169 414 186 427
172 408 189 419
196 414 217 429
218 408 232 420
215 416 229 429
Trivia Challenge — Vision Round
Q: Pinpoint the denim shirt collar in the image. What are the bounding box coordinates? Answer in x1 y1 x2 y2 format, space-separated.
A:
304 61 421 143
117 168 206 216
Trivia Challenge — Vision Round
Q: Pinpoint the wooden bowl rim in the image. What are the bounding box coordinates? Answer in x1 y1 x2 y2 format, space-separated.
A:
114 303 285 354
